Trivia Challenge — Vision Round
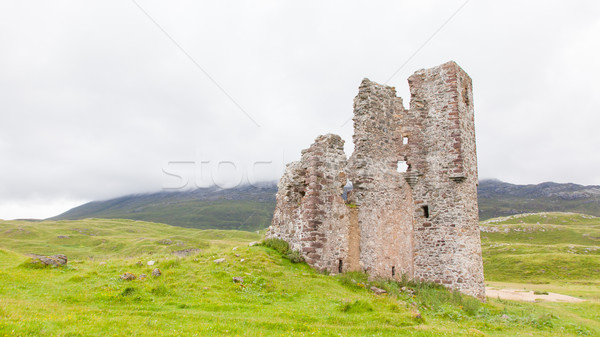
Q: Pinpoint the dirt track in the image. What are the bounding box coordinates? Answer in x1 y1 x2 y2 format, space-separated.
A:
485 287 586 303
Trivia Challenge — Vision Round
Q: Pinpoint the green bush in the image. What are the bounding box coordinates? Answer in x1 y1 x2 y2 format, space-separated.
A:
286 250 304 263
262 238 304 263
415 285 481 316
121 287 136 297
262 238 290 255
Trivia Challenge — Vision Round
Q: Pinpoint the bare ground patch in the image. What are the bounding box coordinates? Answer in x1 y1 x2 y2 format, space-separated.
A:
486 287 586 303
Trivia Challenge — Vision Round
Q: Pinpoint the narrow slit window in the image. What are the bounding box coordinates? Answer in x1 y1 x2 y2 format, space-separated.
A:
422 205 429 218
338 259 343 273
392 266 396 277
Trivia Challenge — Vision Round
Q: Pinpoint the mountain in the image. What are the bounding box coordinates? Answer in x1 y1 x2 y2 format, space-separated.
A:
50 184 277 232
478 179 600 220
50 179 600 230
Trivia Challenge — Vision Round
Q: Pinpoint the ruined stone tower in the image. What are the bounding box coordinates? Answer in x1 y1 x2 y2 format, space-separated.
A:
266 61 485 299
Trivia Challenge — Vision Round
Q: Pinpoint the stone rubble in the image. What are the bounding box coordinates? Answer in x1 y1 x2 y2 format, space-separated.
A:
120 272 136 281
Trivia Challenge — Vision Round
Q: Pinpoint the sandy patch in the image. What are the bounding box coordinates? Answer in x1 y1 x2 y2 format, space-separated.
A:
486 287 586 303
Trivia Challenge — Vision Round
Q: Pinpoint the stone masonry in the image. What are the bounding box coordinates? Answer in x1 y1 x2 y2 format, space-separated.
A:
266 61 485 299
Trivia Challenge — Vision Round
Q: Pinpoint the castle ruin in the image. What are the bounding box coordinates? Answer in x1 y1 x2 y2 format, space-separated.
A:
265 61 485 299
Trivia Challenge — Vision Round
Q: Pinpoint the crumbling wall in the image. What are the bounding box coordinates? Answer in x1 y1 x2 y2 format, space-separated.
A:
266 134 351 273
267 61 485 300
347 79 414 280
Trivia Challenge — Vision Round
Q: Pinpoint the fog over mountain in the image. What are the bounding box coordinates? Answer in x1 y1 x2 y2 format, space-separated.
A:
1 1 599 219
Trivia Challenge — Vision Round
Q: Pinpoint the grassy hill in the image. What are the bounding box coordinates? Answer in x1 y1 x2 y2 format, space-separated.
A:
46 181 600 232
49 185 276 232
1 216 600 336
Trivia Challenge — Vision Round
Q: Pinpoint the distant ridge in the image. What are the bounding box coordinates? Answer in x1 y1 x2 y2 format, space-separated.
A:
478 179 600 220
50 184 277 232
50 180 600 229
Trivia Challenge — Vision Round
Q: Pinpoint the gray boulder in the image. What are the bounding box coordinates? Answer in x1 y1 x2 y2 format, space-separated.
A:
29 254 68 267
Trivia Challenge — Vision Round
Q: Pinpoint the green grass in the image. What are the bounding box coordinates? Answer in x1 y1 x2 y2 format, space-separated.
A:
0 216 599 336
480 212 600 335
481 212 600 285
88 199 276 232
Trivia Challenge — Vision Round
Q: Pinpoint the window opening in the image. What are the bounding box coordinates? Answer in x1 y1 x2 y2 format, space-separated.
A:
397 161 408 173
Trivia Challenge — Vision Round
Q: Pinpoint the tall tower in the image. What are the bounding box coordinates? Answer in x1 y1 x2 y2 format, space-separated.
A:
402 61 485 299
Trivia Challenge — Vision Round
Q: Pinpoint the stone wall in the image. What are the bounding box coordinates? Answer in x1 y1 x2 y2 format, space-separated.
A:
347 79 414 280
266 61 485 300
266 134 351 273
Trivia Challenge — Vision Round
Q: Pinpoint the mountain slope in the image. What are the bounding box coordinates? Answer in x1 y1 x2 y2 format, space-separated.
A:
50 185 277 232
478 179 600 219
50 180 600 229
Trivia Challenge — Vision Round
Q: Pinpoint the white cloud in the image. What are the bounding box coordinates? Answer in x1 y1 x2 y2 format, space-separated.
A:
0 0 599 218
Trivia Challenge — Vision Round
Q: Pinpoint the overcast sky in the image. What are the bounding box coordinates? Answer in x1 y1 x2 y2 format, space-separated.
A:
1 0 599 219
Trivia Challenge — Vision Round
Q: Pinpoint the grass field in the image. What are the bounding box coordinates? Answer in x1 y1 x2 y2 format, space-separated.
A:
0 214 599 336
481 212 600 286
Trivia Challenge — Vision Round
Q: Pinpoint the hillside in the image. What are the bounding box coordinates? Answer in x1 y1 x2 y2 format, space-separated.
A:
1 217 599 336
478 179 600 219
480 212 600 288
48 180 600 231
50 185 277 232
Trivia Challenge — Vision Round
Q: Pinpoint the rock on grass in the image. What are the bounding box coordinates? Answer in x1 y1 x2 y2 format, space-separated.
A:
28 254 67 267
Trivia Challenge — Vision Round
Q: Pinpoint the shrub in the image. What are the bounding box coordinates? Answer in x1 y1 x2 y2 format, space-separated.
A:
262 238 304 263
461 295 482 316
415 285 481 316
286 250 304 263
262 238 290 255
121 287 136 297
